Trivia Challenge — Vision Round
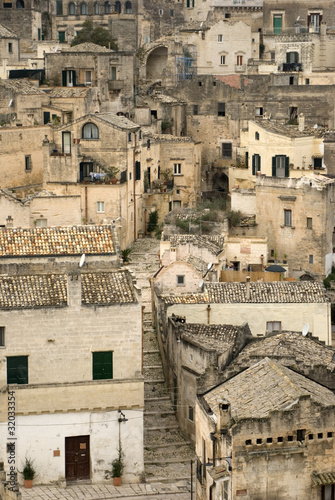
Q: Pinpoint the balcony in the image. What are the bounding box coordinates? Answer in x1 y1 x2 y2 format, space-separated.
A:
108 79 124 91
282 62 302 72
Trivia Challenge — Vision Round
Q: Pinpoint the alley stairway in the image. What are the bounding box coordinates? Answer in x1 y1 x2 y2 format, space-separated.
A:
129 238 195 488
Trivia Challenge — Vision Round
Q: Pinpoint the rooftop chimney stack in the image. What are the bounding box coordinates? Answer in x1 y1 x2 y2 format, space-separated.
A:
246 276 251 300
298 113 305 132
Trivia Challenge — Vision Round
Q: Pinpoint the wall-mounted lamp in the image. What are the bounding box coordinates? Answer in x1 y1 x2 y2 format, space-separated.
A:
206 456 232 471
118 410 128 423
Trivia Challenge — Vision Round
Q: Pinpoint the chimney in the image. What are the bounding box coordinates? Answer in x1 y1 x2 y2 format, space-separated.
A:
67 272 82 308
298 113 305 132
246 276 251 300
218 401 231 431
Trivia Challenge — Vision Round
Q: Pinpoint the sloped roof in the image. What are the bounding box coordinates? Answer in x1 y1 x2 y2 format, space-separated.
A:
47 87 89 98
214 75 252 89
0 79 45 95
94 112 139 131
165 234 224 255
203 358 335 421
0 274 67 308
0 23 18 38
251 119 317 139
0 225 115 257
179 323 243 351
81 270 137 304
162 281 328 304
65 42 113 53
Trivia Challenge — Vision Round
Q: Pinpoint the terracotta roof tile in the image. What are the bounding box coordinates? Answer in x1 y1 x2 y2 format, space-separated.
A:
0 225 115 257
179 323 242 351
81 271 137 304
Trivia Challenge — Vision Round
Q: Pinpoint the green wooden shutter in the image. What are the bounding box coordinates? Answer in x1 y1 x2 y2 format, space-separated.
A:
7 356 28 384
135 161 141 180
252 155 256 175
93 351 113 380
62 70 67 86
285 156 290 177
258 155 261 172
272 156 276 177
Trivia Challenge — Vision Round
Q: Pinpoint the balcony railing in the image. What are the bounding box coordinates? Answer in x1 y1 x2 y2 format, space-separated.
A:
282 62 302 72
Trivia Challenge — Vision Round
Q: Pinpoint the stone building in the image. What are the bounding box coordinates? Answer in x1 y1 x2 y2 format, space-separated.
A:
0 79 49 126
0 23 20 68
157 281 331 344
196 357 335 500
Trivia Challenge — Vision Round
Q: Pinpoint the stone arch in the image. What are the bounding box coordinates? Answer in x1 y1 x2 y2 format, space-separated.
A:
212 171 229 194
125 0 131 12
146 46 168 80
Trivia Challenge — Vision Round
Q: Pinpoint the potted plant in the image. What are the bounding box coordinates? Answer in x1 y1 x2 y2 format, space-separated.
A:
104 166 120 184
160 168 173 184
121 248 132 264
283 254 287 264
21 457 36 488
111 446 124 486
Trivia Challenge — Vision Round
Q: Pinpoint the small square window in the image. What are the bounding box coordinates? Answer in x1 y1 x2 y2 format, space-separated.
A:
0 327 4 346
245 439 252 445
193 104 198 115
266 321 281 333
309 255 313 264
218 34 223 42
188 406 194 421
256 438 262 444
318 433 323 439
277 437 283 443
309 434 314 440
97 201 105 213
307 217 312 229
287 435 293 442
225 12 230 18
218 102 225 116
327 432 333 438
176 189 180 194
266 438 273 443
177 275 185 286
255 107 263 116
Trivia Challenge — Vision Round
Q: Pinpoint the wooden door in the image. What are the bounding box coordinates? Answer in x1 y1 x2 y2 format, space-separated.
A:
65 435 90 481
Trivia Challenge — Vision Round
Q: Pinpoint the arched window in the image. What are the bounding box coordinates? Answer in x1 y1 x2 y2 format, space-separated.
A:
94 1 100 13
80 2 87 14
16 0 24 7
82 123 99 139
104 0 110 13
125 0 131 13
114 1 121 13
68 2 75 14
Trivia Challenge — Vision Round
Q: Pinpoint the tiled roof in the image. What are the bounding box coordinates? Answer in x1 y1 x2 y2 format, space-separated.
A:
165 234 224 255
0 225 115 257
214 75 252 89
228 332 335 373
312 472 335 486
96 112 139 131
0 274 67 309
252 119 315 139
65 42 113 52
47 88 89 98
203 358 335 421
151 133 192 143
180 323 242 351
163 282 328 304
0 79 45 95
81 271 137 304
0 23 18 38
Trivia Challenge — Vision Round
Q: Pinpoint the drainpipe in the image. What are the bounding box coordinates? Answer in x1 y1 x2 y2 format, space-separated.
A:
246 276 251 300
207 304 211 325
133 132 137 241
85 186 88 224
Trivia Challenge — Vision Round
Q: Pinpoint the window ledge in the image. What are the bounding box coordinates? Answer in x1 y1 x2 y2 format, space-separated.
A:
281 225 295 229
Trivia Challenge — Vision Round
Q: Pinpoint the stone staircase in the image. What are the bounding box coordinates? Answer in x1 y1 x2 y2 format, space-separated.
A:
129 238 195 487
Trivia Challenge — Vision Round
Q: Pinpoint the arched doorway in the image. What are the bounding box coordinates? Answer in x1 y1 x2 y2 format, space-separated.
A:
146 46 168 80
212 171 229 195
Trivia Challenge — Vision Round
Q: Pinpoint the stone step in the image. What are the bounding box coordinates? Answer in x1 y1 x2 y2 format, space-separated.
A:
145 398 173 413
146 441 190 450
145 385 169 398
144 427 187 445
144 413 178 428
145 462 194 481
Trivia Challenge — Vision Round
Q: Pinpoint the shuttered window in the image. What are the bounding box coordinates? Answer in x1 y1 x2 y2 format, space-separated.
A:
252 154 261 175
272 155 289 177
92 351 113 380
135 161 141 180
7 356 28 384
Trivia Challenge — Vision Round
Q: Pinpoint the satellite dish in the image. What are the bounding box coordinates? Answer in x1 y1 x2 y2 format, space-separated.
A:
199 279 204 289
79 254 86 268
296 15 300 21
302 323 309 336
207 262 213 271
9 99 13 107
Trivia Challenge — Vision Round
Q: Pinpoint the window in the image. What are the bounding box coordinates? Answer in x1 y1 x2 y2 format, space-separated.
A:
272 155 289 177
224 12 230 18
82 123 99 139
218 34 223 42
174 163 181 175
25 155 32 171
237 55 243 66
173 200 181 209
147 139 150 149
35 218 47 227
277 437 283 443
318 433 323 439
97 201 105 213
139 130 142 140
222 480 229 500
284 209 292 227
56 0 63 14
7 356 28 384
308 13 322 33
92 351 113 380
287 435 293 442
222 142 232 158
16 0 24 6
8 43 13 53
104 0 111 13
255 131 259 140
177 275 185 286
289 76 294 85
68 1 75 14
188 406 194 421
218 102 225 116
322 485 335 500
85 70 92 85
314 157 322 170
256 438 262 444
273 14 282 34
297 429 306 442
252 154 261 175
62 131 71 154
111 66 117 80
245 440 252 445
94 1 100 13
267 438 273 443
220 55 226 65
135 161 141 180
305 78 310 85
125 0 132 12
309 255 314 264
186 0 194 7
255 107 263 116
193 104 198 115
80 2 87 14
3 1 12 7
0 327 4 346
307 217 313 229
170 9 174 16
266 321 281 333
328 432 333 438
128 132 132 142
